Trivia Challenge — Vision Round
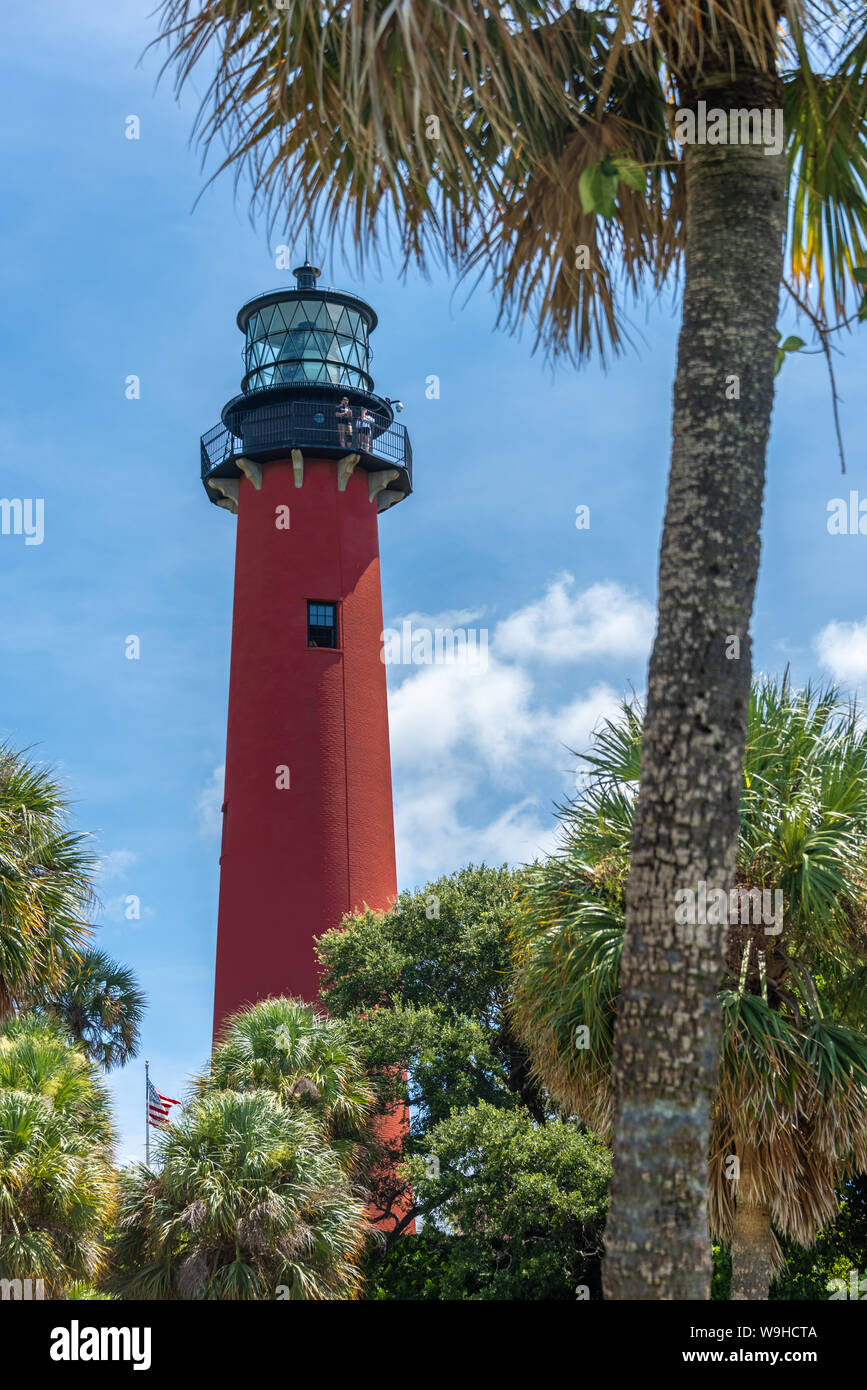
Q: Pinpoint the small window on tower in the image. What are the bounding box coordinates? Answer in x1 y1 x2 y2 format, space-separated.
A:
308 602 338 649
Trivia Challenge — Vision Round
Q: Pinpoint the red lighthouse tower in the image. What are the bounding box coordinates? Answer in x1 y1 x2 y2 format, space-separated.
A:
202 262 411 1033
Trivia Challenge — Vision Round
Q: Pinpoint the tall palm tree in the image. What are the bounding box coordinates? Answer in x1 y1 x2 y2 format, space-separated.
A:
209 996 373 1139
40 948 146 1072
512 679 867 1299
0 1014 116 1296
208 996 376 1203
153 0 867 1294
112 998 375 1298
113 1090 369 1300
0 746 96 1021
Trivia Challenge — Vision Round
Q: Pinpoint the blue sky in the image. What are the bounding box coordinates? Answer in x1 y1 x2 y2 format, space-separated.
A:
2 1 866 1159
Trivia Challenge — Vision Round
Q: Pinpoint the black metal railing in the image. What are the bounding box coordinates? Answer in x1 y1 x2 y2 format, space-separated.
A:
200 399 412 487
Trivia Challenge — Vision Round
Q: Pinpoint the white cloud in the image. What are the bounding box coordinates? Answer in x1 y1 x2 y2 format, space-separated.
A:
97 849 138 880
386 580 639 784
387 576 649 883
196 765 225 838
388 657 536 778
494 575 654 665
386 606 486 631
394 775 559 888
389 675 620 883
542 685 624 757
815 619 867 684
390 661 624 782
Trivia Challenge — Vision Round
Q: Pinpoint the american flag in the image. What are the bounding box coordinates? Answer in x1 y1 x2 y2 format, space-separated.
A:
147 1079 179 1129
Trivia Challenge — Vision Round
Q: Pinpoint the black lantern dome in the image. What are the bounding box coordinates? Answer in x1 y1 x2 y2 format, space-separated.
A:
238 261 375 395
199 262 412 510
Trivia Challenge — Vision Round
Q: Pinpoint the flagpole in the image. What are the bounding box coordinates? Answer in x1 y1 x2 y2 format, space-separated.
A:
145 1058 150 1168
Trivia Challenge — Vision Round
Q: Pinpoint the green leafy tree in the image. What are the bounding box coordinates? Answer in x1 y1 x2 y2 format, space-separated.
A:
403 1101 610 1300
512 679 867 1299
318 865 613 1299
0 1014 116 1296
318 865 542 1117
364 1232 453 1301
317 865 549 1239
41 947 146 1071
153 0 867 1294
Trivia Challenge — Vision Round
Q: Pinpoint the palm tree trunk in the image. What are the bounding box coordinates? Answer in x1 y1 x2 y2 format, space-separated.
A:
731 1145 774 1300
603 71 787 1299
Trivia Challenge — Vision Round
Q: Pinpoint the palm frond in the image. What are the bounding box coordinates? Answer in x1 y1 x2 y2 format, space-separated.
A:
513 674 867 1257
112 1089 368 1300
784 38 867 323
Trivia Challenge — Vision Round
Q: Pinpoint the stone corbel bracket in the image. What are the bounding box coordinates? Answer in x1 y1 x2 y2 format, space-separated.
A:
368 469 400 505
337 453 360 491
207 477 240 514
377 488 404 513
237 457 263 490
